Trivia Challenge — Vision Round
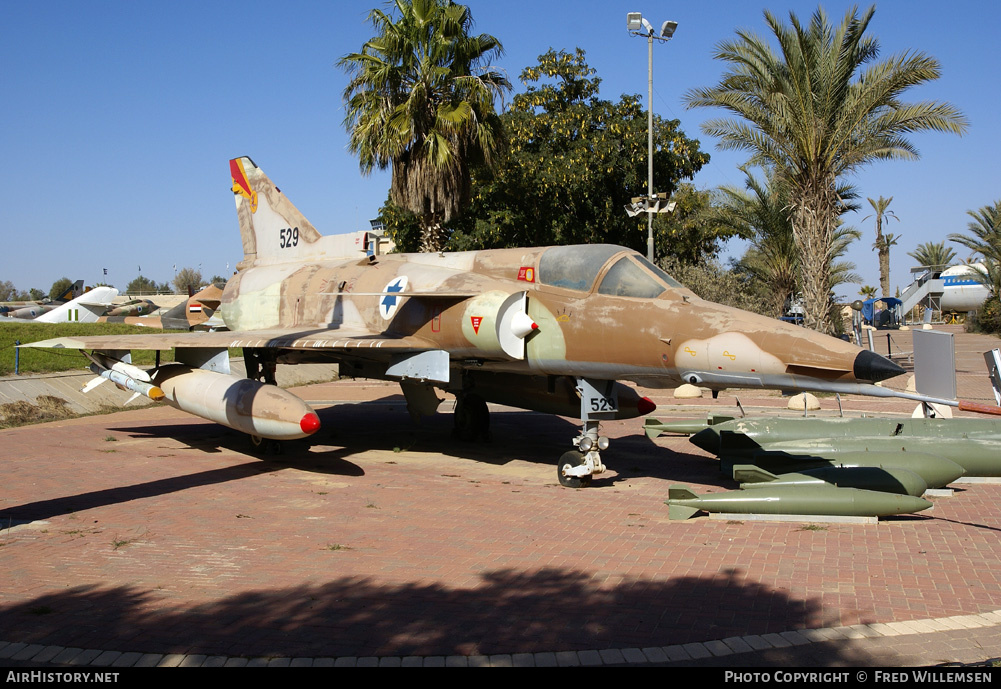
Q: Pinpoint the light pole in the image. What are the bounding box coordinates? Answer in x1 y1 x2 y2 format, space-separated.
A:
627 12 677 263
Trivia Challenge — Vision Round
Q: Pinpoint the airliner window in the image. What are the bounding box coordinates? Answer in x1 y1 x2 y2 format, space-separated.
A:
538 245 623 291
598 257 666 298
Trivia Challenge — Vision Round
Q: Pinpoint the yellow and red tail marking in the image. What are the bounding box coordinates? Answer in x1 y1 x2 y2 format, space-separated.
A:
230 158 258 213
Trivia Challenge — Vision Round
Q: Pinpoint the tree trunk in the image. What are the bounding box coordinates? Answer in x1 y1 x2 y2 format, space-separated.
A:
875 213 889 297
792 186 836 335
419 219 448 253
878 245 890 297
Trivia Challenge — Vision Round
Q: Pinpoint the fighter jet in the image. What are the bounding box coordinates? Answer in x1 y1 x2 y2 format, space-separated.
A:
98 285 222 330
2 286 118 324
1 280 84 320
22 157 949 487
101 298 159 318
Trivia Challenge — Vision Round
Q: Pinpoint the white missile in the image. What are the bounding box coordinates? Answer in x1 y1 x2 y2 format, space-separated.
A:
85 363 165 401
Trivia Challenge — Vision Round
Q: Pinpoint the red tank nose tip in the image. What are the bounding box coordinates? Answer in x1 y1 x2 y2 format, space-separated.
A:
637 396 657 415
300 412 321 435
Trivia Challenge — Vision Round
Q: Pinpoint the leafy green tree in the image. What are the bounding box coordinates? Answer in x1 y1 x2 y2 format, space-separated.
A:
908 241 956 271
340 0 510 252
0 281 20 301
48 277 73 301
864 196 899 297
661 256 768 315
652 184 734 266
172 268 203 295
126 275 165 294
441 49 715 259
685 6 967 333
27 288 44 301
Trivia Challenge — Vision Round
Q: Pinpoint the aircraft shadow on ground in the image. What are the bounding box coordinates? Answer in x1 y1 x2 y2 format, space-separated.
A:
0 401 729 524
0 566 899 666
0 462 287 523
103 395 729 488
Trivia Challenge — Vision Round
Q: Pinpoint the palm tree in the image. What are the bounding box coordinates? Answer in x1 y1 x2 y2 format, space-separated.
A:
720 167 860 319
948 201 1001 296
339 0 510 252
685 6 967 333
716 167 798 318
864 196 899 297
907 241 956 272
859 285 878 300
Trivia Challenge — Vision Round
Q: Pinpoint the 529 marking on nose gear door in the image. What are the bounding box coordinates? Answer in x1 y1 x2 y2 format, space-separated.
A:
589 395 617 412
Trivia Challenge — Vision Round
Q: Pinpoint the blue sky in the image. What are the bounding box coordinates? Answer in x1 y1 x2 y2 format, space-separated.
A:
2 0 998 298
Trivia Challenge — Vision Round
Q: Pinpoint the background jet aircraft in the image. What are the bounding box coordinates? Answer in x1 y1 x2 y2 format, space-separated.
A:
1 280 84 320
3 286 118 324
98 285 221 330
24 157 943 487
102 298 159 318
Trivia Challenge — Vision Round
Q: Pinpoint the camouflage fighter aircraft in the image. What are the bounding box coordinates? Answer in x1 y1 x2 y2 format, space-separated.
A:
23 157 954 487
102 298 159 318
98 285 222 330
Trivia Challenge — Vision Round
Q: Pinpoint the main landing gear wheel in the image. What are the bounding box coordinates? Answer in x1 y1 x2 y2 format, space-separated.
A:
558 450 592 488
453 393 490 441
249 434 284 456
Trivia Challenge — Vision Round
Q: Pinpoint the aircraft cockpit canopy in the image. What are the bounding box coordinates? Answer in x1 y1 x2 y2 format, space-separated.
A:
537 245 684 297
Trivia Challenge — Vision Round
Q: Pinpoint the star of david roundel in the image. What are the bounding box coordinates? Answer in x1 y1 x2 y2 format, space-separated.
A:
379 276 409 320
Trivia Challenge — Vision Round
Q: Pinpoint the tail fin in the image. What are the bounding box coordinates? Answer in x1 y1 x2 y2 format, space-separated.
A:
666 486 701 520
230 157 322 270
731 465 779 484
643 418 663 439
37 287 118 323
55 279 85 303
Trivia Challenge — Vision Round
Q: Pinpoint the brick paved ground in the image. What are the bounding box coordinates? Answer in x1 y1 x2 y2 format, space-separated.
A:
2 325 1000 666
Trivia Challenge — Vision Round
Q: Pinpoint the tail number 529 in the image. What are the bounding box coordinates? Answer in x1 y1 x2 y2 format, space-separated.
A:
280 227 299 248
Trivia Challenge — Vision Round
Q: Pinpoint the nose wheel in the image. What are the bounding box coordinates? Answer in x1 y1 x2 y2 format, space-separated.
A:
556 378 616 488
558 450 592 488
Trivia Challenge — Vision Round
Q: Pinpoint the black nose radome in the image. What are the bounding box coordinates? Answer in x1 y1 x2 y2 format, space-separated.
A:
853 350 905 383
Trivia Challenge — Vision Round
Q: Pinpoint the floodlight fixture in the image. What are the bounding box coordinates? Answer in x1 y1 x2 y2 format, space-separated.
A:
625 12 681 262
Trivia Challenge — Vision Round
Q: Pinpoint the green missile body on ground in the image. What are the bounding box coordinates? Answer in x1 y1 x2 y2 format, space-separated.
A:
644 415 735 438
733 464 929 497
690 416 1001 455
721 450 965 489
666 484 932 520
689 416 1001 478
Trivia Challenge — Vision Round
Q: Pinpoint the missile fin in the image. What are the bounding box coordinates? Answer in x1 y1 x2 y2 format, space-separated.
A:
732 465 779 484
644 419 664 439
669 503 700 520
81 377 106 394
